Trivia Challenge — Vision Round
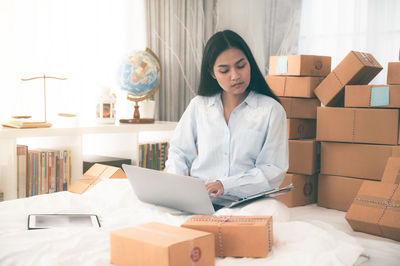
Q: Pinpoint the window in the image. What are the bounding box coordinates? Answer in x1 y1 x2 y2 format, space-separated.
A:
0 0 146 123
299 0 400 84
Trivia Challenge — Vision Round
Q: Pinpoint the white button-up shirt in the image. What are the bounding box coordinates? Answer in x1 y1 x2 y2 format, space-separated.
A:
165 90 289 197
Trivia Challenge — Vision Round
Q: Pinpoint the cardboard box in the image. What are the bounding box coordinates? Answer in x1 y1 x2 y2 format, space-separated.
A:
317 174 373 211
314 51 383 106
346 157 400 241
320 142 400 180
288 139 319 175
345 159 400 242
279 97 321 119
265 76 323 98
83 154 131 173
387 62 400 85
276 173 317 207
68 163 127 194
110 222 215 266
269 55 331 76
181 215 273 258
317 107 399 145
287 119 316 139
345 85 400 108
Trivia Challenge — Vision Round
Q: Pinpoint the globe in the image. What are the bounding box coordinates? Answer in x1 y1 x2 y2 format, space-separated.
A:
119 48 161 123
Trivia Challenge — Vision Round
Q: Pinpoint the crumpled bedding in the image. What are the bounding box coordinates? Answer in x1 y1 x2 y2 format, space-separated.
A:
0 179 365 266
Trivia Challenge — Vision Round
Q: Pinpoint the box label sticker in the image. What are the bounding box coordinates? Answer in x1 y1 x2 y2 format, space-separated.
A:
276 56 288 74
370 86 389 106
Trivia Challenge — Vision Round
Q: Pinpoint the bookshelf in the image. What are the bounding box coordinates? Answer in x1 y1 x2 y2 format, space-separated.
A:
0 121 177 201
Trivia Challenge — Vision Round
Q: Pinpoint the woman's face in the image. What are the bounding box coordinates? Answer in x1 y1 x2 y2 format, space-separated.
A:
212 48 251 97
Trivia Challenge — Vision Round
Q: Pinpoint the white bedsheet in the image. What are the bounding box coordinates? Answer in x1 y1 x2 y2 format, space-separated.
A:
0 179 398 266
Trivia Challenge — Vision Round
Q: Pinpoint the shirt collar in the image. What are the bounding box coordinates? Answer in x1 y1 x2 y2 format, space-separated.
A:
206 90 258 108
207 93 220 107
243 91 257 108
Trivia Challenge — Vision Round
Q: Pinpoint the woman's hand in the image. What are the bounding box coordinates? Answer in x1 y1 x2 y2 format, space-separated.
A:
206 181 224 198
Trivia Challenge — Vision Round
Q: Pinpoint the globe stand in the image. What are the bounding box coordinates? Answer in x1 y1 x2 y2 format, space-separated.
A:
119 48 161 124
119 100 155 124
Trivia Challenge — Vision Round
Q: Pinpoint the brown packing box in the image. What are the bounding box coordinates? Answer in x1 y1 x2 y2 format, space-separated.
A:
320 142 400 180
68 163 126 194
289 139 319 175
345 85 400 108
280 97 321 119
287 119 316 139
346 181 400 241
276 173 317 207
181 215 272 258
387 62 400 85
110 222 215 266
265 76 323 98
317 107 399 145
317 174 377 211
346 157 400 241
269 55 331 76
314 51 383 106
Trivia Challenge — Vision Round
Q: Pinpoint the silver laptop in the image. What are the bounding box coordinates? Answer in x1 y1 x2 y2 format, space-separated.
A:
122 164 294 215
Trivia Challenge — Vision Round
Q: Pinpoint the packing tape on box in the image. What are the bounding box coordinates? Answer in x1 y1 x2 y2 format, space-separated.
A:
188 215 232 256
331 70 345 88
136 225 198 266
353 184 399 235
188 215 273 257
352 110 356 142
358 52 381 67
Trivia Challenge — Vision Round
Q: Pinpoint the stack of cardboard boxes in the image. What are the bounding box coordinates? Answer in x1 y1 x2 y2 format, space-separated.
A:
315 51 400 211
265 55 331 207
110 215 274 265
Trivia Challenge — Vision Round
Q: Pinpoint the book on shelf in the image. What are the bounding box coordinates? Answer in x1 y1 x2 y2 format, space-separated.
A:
19 146 72 198
2 120 52 129
17 145 28 198
138 142 169 170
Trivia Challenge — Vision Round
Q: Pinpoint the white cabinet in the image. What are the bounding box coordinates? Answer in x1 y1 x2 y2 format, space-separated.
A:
0 122 177 201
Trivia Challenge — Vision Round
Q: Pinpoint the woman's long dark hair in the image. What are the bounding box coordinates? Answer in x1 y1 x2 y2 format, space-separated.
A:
197 30 279 103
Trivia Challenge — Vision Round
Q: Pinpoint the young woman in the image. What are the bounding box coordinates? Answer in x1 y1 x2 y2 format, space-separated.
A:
165 30 288 198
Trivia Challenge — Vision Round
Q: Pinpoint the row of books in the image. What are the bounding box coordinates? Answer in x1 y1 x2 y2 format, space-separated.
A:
17 145 72 198
138 142 169 170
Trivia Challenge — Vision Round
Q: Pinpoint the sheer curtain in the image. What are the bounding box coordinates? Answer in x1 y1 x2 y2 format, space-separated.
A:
146 0 301 121
146 0 216 122
0 0 146 123
299 0 400 84
215 0 302 75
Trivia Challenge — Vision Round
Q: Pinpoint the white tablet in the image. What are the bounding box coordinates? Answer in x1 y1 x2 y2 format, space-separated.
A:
28 214 101 230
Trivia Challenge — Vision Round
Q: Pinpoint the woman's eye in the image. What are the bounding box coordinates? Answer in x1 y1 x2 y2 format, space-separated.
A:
237 64 246 69
219 69 229 74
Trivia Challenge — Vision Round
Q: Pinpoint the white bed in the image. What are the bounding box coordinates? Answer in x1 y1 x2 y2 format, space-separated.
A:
0 179 399 266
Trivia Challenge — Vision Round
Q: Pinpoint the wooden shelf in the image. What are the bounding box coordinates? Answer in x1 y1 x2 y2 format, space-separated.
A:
0 121 177 138
0 121 177 201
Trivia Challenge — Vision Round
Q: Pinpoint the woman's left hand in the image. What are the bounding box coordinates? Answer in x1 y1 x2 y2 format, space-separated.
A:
206 181 224 198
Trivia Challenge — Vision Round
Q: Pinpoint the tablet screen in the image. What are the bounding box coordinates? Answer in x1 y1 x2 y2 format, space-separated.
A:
28 214 100 229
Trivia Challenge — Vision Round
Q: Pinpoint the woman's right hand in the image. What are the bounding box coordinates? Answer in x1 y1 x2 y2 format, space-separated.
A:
206 181 224 198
